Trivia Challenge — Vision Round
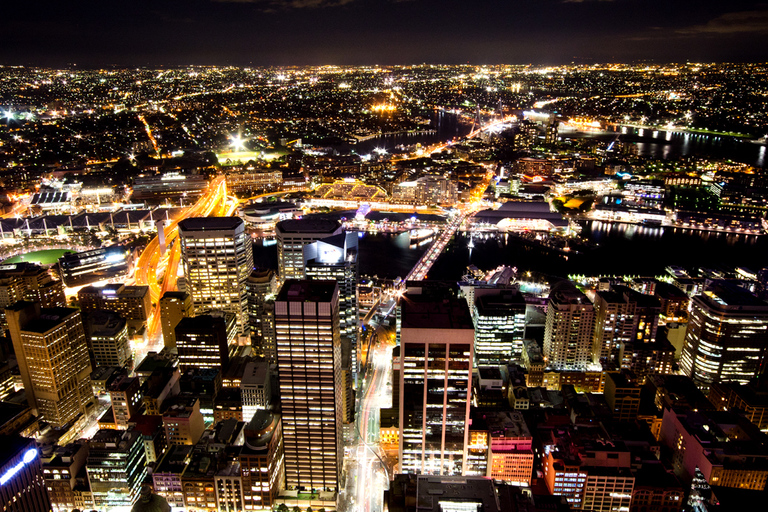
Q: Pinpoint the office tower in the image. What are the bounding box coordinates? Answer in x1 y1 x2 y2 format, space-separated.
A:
275 280 342 491
175 312 237 372
0 262 65 330
304 231 359 377
87 429 147 510
246 269 277 363
6 302 93 428
179 217 253 336
241 361 271 423
472 290 526 366
159 291 193 350
681 282 768 392
591 288 638 368
84 311 131 368
0 435 50 512
78 283 151 324
543 281 595 371
275 218 341 281
398 284 474 476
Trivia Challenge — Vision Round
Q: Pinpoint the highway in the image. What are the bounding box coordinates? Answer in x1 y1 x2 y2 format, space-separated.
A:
134 175 230 343
340 337 393 512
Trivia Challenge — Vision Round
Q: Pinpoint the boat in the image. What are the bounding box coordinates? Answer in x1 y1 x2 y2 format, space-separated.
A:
409 228 436 247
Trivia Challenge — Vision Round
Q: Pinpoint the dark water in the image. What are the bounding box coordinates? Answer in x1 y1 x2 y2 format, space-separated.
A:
427 223 768 281
252 231 428 280
254 222 768 282
565 126 767 168
350 111 472 154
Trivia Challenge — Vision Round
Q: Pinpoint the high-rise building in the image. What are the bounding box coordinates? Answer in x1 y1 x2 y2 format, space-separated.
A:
304 231 359 377
275 219 341 281
6 302 93 428
0 435 50 512
83 311 132 368
275 280 342 491
175 312 237 373
544 281 595 371
78 283 151 324
472 290 526 366
159 291 193 350
680 282 768 392
591 288 638 368
398 283 474 476
0 262 65 331
246 269 277 362
179 217 253 336
240 361 271 423
86 429 147 509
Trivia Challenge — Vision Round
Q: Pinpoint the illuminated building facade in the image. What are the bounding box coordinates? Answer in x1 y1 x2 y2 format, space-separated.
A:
485 411 534 486
84 312 131 368
240 361 271 424
0 262 65 331
275 218 342 281
680 282 768 392
132 172 209 202
42 441 88 512
86 429 147 510
398 284 474 476
0 436 49 512
78 283 151 323
179 217 253 336
6 303 93 428
246 269 276 363
275 280 342 491
544 281 595 371
58 245 132 287
175 313 237 373
237 410 285 511
303 231 359 378
472 290 526 365
160 291 193 350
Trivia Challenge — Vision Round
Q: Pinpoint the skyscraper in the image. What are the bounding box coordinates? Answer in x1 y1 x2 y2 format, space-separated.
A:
544 281 595 371
0 436 50 512
6 302 93 428
304 231 359 377
274 280 342 491
680 282 768 392
398 283 474 476
246 269 277 363
175 312 237 373
178 217 253 336
87 429 147 509
472 290 526 366
275 219 341 281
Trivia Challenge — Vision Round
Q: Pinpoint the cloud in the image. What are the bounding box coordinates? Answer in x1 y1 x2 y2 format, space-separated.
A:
213 0 357 7
677 9 768 35
561 0 615 3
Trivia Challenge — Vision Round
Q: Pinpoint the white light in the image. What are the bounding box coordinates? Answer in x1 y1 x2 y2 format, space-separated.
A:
0 448 37 486
230 134 246 151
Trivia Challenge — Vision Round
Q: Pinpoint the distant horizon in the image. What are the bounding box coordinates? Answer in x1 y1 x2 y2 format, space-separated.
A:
3 1 768 68
2 60 768 70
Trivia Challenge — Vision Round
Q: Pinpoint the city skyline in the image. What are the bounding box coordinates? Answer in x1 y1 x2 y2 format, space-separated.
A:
3 1 768 67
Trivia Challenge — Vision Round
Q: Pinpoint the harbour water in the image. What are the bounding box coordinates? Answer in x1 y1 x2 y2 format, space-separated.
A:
252 222 768 282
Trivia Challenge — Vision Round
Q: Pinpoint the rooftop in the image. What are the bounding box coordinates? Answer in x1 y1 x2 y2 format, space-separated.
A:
276 279 338 303
178 216 244 232
276 218 341 235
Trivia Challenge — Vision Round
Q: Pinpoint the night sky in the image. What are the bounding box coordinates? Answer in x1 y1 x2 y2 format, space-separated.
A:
3 0 768 67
